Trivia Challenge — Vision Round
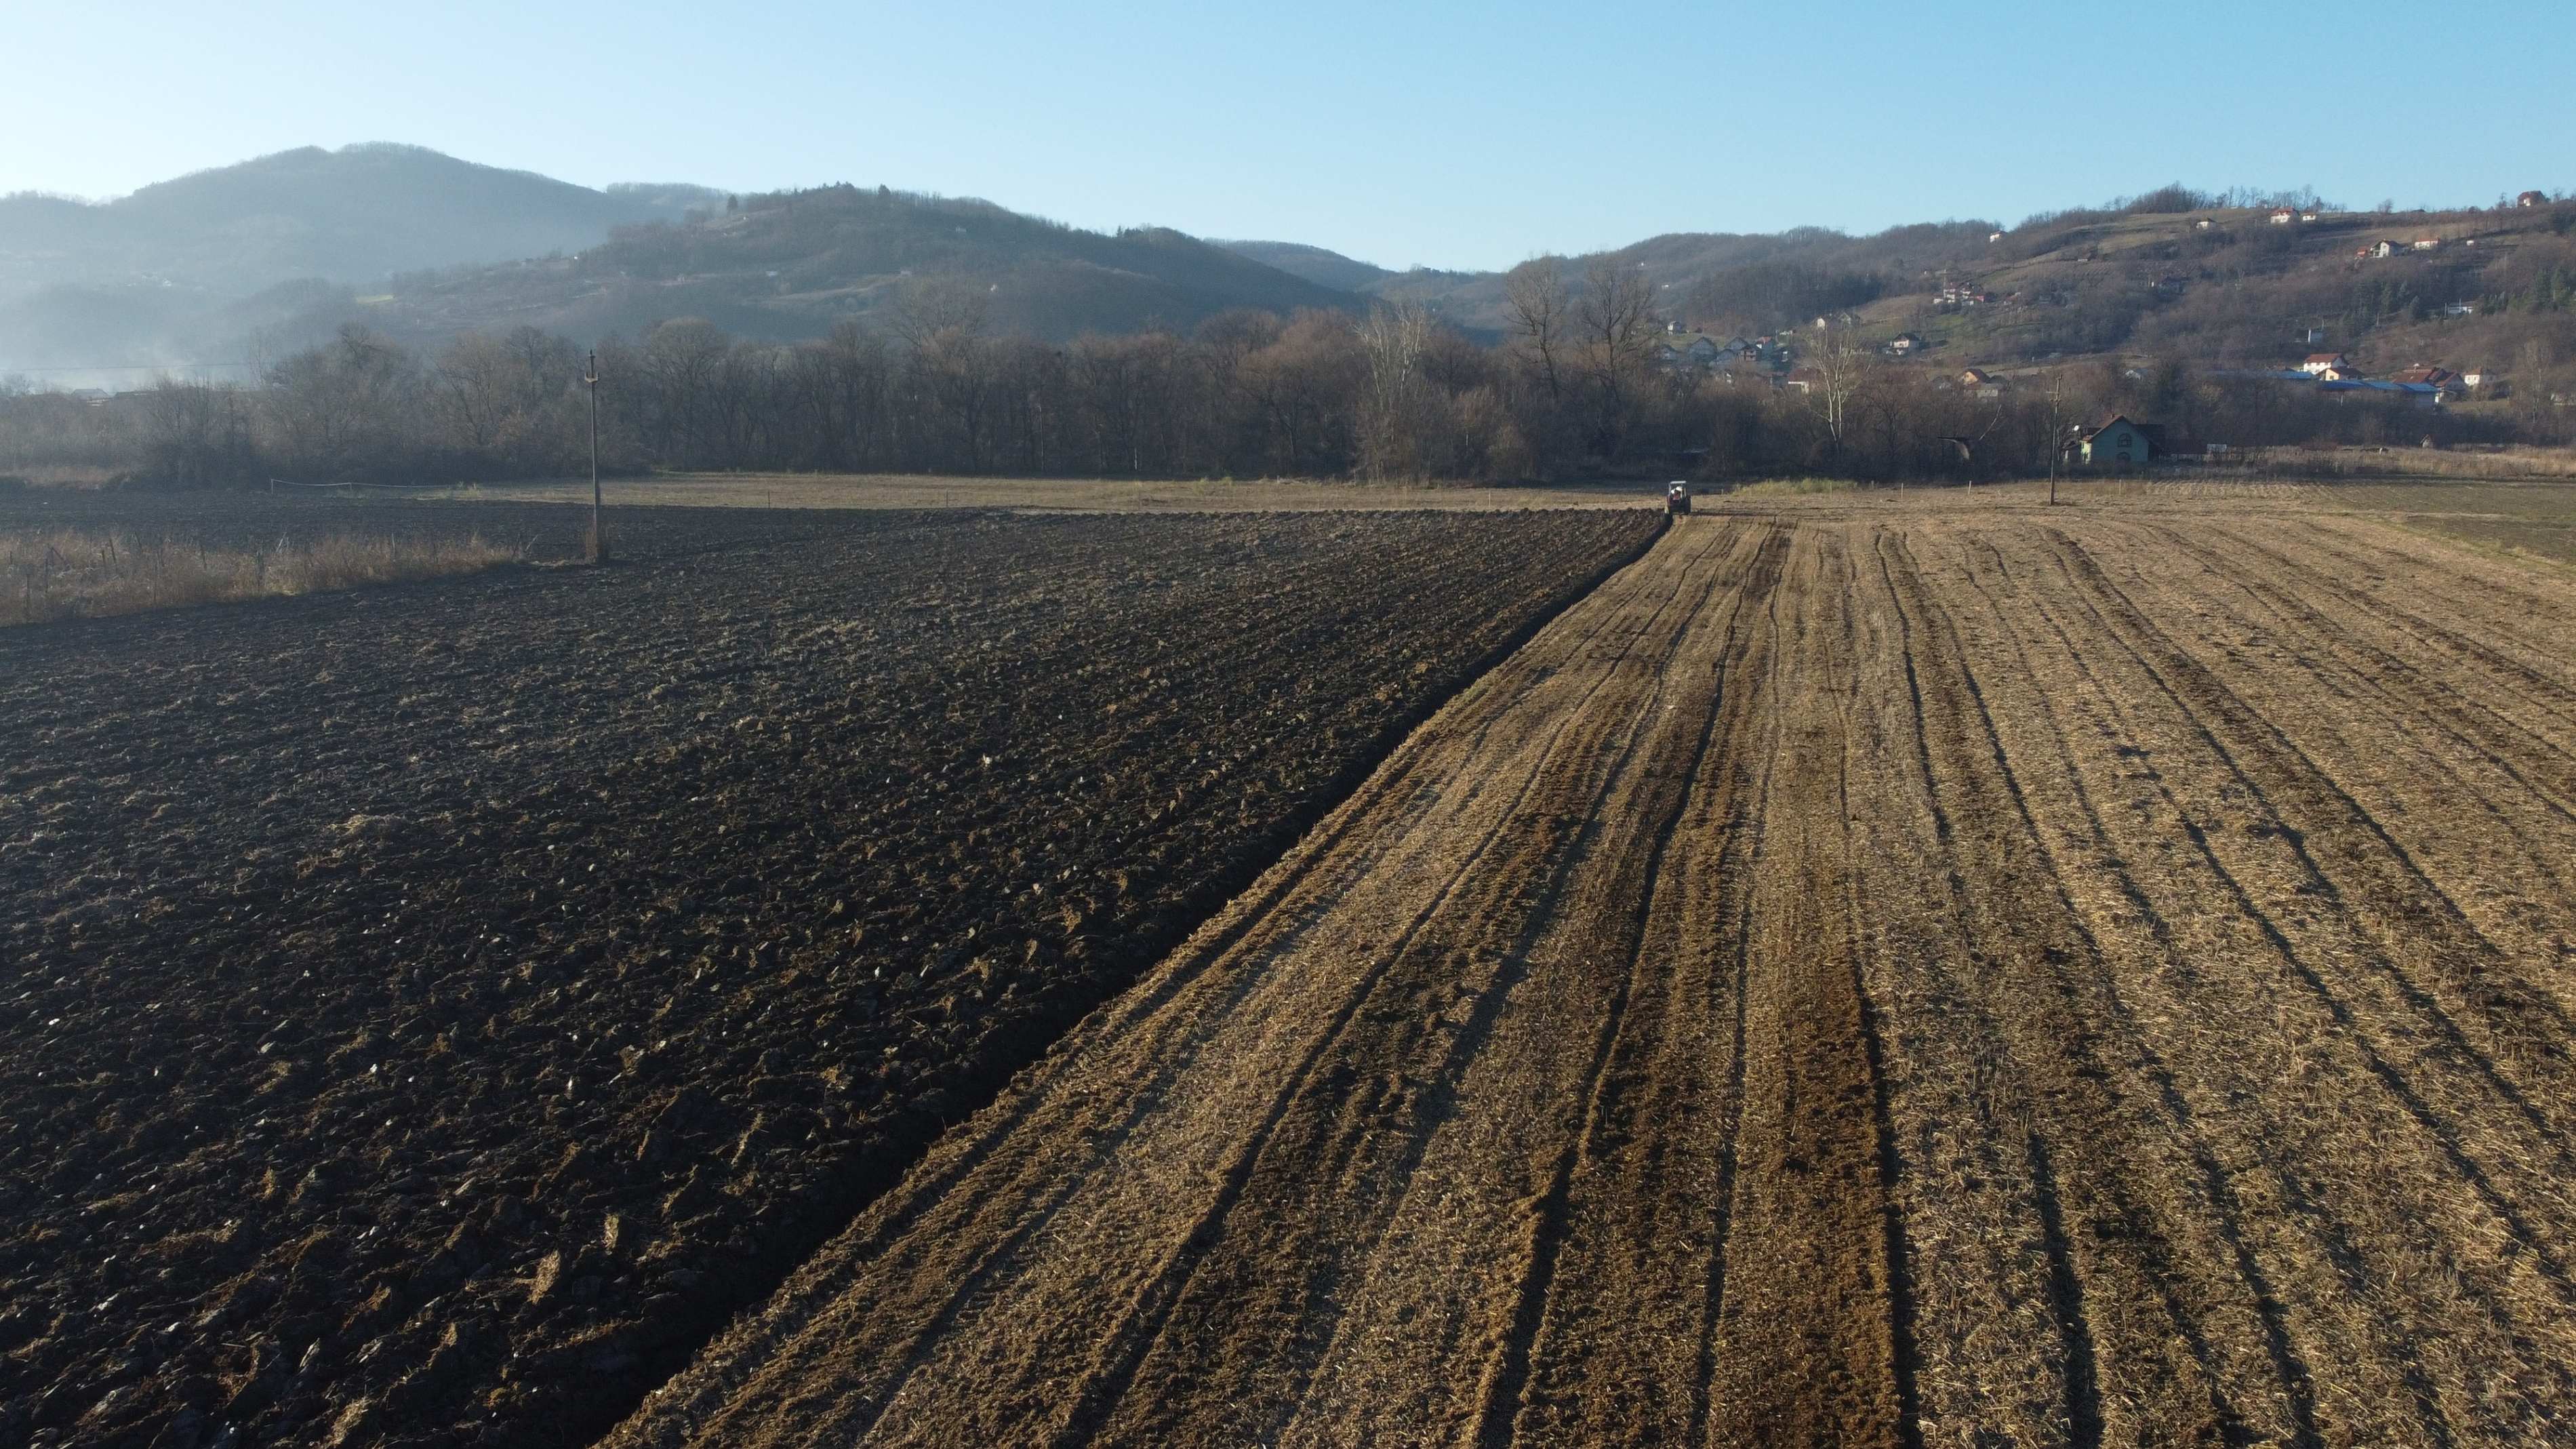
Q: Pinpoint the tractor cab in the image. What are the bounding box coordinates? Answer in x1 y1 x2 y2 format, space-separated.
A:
1665 481 1692 516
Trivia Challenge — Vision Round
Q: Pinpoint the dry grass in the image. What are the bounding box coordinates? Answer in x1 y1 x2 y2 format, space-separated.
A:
1724 475 1860 498
2227 443 2576 481
0 528 523 625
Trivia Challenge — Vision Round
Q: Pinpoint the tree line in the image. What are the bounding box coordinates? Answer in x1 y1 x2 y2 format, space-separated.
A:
2 258 2563 492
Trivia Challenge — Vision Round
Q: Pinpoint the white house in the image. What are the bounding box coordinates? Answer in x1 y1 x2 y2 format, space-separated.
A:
2300 352 2351 376
2270 208 2297 225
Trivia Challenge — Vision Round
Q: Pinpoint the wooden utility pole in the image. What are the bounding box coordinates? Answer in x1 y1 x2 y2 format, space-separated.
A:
584 349 606 562
2045 378 2066 507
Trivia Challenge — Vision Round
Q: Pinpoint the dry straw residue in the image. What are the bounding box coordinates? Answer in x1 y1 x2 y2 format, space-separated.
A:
1 528 521 625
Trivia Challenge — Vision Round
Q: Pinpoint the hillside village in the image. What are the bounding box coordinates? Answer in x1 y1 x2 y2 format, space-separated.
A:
1632 188 2575 460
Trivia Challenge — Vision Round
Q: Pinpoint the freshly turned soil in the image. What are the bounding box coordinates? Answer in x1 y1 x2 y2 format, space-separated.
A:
0 501 1659 1448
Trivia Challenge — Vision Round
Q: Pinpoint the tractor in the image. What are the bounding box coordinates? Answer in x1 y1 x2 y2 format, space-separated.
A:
1665 481 1692 516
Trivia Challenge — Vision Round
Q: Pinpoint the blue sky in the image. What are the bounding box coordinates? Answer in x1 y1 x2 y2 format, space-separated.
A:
7 0 2571 272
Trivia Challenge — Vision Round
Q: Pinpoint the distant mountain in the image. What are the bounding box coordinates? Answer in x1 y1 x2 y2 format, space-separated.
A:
1214 241 1392 294
0 144 722 375
0 144 712 297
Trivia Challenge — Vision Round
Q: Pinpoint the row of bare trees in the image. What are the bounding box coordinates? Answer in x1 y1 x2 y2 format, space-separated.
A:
9 266 2556 491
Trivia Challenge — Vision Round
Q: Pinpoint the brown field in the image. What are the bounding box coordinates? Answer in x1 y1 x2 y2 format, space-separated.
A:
612 504 2576 1448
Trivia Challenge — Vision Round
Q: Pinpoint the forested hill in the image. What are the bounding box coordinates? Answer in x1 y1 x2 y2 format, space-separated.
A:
0 144 715 298
385 185 1358 346
1213 240 1394 293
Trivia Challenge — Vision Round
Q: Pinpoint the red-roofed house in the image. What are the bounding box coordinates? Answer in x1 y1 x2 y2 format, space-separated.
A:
2301 352 2350 376
2390 365 2466 395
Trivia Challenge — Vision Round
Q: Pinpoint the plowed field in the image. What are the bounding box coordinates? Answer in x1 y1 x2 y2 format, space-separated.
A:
1 506 1659 1448
616 509 2576 1448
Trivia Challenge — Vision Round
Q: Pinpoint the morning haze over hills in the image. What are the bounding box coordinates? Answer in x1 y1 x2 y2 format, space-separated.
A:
1 142 2569 393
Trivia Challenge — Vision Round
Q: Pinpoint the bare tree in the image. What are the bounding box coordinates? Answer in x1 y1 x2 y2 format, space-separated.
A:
1504 258 1571 405
1577 257 1657 456
1797 314 1876 464
1358 302 1441 481
138 376 249 488
262 325 418 479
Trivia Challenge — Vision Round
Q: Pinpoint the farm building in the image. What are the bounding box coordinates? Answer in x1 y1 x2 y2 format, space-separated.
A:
2300 352 2350 375
2390 365 2464 393
2078 416 2159 467
2320 379 2444 410
2518 190 2549 207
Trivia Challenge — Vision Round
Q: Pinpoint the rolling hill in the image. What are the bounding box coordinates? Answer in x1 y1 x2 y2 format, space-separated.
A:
384 185 1360 346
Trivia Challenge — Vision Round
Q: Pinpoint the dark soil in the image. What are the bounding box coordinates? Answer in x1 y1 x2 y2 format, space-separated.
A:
0 500 1659 1448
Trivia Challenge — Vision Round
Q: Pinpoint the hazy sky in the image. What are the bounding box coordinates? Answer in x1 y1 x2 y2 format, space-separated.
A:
7 0 2571 272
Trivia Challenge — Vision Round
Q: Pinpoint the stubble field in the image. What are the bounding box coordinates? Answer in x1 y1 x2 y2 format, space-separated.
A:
0 502 1659 1447
612 500 2576 1448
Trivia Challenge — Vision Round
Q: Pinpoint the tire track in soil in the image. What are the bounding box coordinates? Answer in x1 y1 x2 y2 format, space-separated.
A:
1874 530 2293 1446
1696 527 1908 1449
1474 527 1788 1448
2139 523 2576 1037
2039 526 2576 1285
2005 523 2573 1437
2275 519 2576 721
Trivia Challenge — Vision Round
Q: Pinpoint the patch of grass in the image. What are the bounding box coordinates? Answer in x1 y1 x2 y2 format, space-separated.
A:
1 528 523 625
1728 476 1859 498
